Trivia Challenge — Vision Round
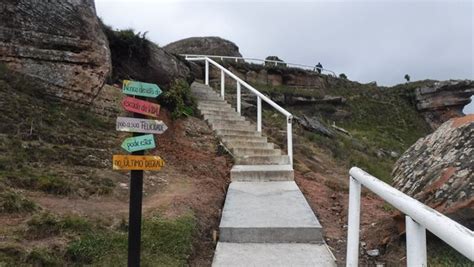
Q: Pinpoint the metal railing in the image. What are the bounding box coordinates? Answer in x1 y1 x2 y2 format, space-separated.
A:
182 54 337 77
347 167 474 266
186 56 294 165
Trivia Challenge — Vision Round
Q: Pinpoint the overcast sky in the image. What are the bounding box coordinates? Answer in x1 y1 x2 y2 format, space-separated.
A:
95 0 474 113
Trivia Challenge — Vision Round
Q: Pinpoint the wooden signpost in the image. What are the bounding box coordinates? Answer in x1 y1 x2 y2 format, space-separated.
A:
122 96 161 118
116 117 168 134
121 134 156 153
114 80 167 266
123 80 162 98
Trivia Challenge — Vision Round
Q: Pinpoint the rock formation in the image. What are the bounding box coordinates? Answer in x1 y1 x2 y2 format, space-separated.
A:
295 116 334 137
164 37 242 57
392 115 473 228
103 26 193 90
0 0 111 104
415 80 474 129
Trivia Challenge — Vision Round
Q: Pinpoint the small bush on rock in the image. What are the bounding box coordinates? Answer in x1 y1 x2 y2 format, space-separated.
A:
159 79 196 119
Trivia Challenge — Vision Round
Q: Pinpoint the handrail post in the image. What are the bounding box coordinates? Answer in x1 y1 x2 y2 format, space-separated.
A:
257 96 262 132
346 176 361 267
220 69 225 100
287 116 293 165
236 82 241 114
205 58 209 85
406 216 427 267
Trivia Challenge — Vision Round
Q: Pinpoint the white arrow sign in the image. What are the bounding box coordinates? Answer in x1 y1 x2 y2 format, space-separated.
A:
116 117 168 134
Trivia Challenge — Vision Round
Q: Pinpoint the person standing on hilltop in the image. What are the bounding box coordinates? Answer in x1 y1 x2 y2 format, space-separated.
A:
315 62 323 74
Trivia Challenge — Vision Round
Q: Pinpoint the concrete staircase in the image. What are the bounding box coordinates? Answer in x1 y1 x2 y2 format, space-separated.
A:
191 82 336 266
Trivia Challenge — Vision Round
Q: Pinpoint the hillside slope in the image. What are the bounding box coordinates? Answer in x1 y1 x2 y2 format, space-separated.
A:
0 66 231 266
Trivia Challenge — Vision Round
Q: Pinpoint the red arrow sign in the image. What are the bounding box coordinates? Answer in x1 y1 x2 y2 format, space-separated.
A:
122 96 161 118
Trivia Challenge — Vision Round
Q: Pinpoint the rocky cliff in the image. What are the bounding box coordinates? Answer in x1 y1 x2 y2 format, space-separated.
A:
0 0 111 104
103 27 193 90
164 37 242 57
415 80 474 129
392 115 473 228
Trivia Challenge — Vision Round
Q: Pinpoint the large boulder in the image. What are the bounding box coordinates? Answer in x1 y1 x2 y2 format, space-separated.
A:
103 27 193 90
0 0 111 104
392 115 474 228
164 37 242 57
415 80 474 129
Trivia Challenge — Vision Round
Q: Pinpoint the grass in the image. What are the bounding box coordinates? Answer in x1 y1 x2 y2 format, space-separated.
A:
428 242 474 266
0 212 197 265
66 213 197 266
1 168 73 196
26 212 93 239
0 190 37 213
257 80 432 183
0 65 117 198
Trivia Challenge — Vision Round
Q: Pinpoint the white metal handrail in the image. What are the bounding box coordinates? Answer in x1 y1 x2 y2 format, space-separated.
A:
186 56 294 165
182 54 337 77
347 167 474 267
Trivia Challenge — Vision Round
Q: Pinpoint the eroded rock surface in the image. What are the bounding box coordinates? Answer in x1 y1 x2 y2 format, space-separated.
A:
392 115 474 228
415 80 474 129
0 0 111 104
106 34 192 90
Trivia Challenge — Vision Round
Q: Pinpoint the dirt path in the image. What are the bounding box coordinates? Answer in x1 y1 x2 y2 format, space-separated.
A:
13 113 232 266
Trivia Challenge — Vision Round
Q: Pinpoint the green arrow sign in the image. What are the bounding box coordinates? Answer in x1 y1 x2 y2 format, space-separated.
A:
122 80 162 98
121 134 156 153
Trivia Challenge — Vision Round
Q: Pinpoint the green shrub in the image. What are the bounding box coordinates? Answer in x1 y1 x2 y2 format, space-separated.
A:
142 214 196 258
60 215 93 233
26 213 93 239
66 213 196 266
26 248 61 266
159 79 196 119
66 231 127 264
37 174 72 195
0 190 37 213
27 212 62 238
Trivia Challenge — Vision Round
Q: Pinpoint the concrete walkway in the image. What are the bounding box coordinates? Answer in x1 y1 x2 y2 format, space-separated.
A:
191 82 336 266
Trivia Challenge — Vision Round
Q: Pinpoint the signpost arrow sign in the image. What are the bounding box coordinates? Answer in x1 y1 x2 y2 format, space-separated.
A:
116 117 168 134
122 80 162 98
113 155 165 171
121 134 156 153
122 96 161 118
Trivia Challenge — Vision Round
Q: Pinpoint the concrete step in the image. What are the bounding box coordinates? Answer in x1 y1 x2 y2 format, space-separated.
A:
232 148 281 157
230 164 294 181
220 135 268 143
200 110 239 117
212 242 336 267
211 123 255 131
219 181 322 243
192 92 220 97
235 155 291 165
204 114 246 122
207 118 248 125
223 141 274 150
198 102 231 108
216 129 261 137
199 106 236 113
198 98 227 103
193 94 222 100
